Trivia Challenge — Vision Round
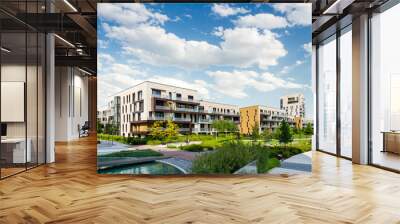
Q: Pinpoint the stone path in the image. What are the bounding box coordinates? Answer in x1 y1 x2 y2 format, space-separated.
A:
268 151 312 175
157 157 193 174
159 150 199 161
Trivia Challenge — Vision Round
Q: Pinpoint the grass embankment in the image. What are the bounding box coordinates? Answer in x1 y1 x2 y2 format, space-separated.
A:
191 141 310 174
191 142 279 174
98 149 163 158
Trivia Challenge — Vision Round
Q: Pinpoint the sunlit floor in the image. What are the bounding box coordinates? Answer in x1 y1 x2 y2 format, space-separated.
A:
1 136 400 223
372 150 400 171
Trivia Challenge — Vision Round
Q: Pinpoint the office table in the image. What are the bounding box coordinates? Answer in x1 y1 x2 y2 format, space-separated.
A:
1 138 31 163
382 131 400 154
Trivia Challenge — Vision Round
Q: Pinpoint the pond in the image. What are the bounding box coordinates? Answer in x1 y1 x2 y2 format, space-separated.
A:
98 161 184 175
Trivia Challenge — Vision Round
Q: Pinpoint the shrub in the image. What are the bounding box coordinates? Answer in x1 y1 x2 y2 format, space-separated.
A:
125 137 148 145
257 156 280 174
147 140 162 145
268 146 303 159
191 141 305 174
192 141 261 174
167 144 177 149
180 144 205 152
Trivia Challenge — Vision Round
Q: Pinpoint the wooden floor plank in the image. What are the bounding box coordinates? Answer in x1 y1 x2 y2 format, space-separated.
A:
0 135 400 223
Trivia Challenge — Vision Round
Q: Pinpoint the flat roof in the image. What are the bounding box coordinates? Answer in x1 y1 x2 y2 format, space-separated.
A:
199 100 239 108
108 80 197 97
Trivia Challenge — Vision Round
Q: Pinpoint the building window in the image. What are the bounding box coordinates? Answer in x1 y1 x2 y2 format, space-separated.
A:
188 95 194 101
152 89 161 97
138 91 143 100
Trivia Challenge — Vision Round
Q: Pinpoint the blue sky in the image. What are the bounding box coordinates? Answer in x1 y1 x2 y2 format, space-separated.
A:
98 3 313 119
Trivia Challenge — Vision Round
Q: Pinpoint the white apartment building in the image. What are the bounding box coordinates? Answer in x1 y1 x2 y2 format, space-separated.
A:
97 107 111 126
280 94 305 118
115 81 240 137
197 100 240 133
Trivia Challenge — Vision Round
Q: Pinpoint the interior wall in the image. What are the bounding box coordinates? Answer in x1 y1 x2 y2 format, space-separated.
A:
55 67 89 141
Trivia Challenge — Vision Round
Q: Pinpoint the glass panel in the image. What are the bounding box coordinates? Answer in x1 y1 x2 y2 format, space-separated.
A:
27 31 38 169
371 4 400 171
340 28 352 158
1 30 27 177
38 32 45 165
318 35 337 154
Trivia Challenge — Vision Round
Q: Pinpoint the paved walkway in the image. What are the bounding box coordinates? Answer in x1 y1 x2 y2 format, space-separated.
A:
157 158 193 174
158 150 200 161
268 151 312 175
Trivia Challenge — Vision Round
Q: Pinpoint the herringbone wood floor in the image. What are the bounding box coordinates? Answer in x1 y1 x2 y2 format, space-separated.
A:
1 136 400 224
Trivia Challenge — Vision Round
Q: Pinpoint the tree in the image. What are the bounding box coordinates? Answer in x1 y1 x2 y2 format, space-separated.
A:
164 119 179 139
292 126 300 135
261 129 273 142
304 123 313 135
104 122 117 135
251 124 260 142
278 120 293 145
97 121 104 134
149 121 165 140
211 120 238 135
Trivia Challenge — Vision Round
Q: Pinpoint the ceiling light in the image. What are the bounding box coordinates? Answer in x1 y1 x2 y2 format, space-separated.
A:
54 34 75 48
1 47 11 53
63 0 78 12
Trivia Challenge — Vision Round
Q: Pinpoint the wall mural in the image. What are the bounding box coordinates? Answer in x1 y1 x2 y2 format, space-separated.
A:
97 3 313 175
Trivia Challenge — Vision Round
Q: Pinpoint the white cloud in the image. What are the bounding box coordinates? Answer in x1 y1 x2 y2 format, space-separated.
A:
211 4 249 17
303 42 312 54
97 54 148 106
272 4 311 26
98 3 169 27
207 70 306 99
148 76 211 100
280 60 305 74
104 23 286 70
234 13 288 30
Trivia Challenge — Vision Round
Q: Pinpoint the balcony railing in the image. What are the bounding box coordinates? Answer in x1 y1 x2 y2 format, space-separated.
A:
155 105 171 110
209 111 239 116
148 116 167 121
147 116 191 122
176 107 198 112
152 93 199 103
198 118 211 123
173 117 191 122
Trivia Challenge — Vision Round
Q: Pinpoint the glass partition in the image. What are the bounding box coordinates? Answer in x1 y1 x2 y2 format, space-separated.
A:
317 35 337 154
1 30 28 177
339 27 352 158
0 1 46 179
371 3 400 171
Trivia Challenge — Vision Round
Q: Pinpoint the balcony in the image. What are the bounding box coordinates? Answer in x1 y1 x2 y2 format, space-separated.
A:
148 116 167 121
176 107 198 113
155 105 171 110
193 128 212 133
198 118 211 123
152 93 199 104
179 128 191 132
209 111 239 116
173 117 191 122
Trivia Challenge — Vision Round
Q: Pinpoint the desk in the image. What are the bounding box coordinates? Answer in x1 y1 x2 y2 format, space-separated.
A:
1 138 31 163
382 131 400 154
